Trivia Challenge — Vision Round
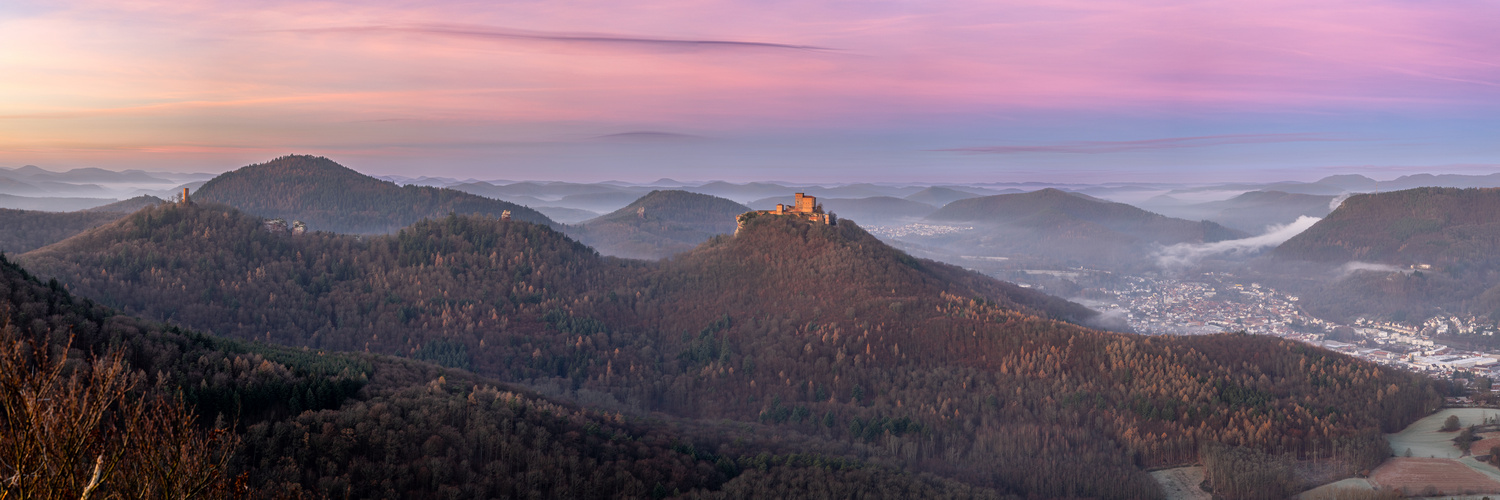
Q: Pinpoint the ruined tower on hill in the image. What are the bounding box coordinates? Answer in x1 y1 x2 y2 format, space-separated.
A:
736 193 836 233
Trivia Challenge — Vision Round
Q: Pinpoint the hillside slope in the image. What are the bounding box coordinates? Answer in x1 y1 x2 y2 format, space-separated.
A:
1276 187 1500 265
572 190 750 259
0 208 130 254
194 155 554 234
1262 187 1500 326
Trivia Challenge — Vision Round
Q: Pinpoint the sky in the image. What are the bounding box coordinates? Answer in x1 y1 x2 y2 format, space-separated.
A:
2 0 1499 183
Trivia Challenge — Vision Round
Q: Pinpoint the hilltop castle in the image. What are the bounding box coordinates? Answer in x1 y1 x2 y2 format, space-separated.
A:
736 193 836 232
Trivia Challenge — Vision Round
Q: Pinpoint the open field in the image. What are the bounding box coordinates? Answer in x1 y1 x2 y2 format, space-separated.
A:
1387 409 1500 459
1297 477 1376 500
1150 466 1211 500
1369 457 1500 495
1470 436 1500 457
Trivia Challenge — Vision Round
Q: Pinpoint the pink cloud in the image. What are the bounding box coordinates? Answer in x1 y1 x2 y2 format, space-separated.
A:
2 0 1497 171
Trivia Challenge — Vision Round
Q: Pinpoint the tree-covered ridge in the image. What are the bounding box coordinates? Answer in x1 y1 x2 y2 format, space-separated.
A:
86 194 167 213
194 154 555 234
571 190 751 260
18 202 1445 498
0 208 129 254
1276 187 1500 265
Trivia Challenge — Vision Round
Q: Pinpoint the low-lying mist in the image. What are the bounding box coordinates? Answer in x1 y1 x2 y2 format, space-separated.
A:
1155 215 1321 268
1338 261 1405 277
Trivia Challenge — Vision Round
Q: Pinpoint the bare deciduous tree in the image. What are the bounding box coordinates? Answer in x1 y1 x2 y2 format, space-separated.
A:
0 336 239 499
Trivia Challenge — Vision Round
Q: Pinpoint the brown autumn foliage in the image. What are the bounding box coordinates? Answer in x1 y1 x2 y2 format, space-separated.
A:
0 338 239 499
0 252 1017 499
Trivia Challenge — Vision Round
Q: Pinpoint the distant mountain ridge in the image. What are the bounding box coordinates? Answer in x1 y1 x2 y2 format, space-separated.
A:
903 186 986 207
1275 187 1500 265
1146 190 1336 233
193 155 554 234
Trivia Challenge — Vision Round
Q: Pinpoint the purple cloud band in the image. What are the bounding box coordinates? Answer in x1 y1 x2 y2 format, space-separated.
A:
938 133 1345 154
282 24 834 52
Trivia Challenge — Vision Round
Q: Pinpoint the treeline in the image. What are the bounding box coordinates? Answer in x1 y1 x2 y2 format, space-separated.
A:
18 203 1445 497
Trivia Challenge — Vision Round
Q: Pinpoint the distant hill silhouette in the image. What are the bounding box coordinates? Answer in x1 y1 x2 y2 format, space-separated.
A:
86 194 166 213
450 180 639 201
904 186 983 207
194 155 553 234
571 190 750 259
0 193 115 212
917 188 1245 269
1150 190 1335 233
532 206 599 224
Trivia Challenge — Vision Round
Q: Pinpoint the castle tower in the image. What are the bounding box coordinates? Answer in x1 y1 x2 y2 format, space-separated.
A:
180 187 190 205
794 193 815 213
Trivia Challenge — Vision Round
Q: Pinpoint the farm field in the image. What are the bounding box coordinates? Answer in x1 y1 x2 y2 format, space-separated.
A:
1387 409 1500 459
1296 477 1376 500
1369 458 1500 496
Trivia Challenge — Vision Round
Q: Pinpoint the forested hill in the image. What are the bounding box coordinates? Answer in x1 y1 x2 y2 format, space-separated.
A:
0 195 164 254
929 188 1243 242
915 188 1246 269
1261 187 1500 327
571 190 750 260
661 212 1098 329
19 202 1445 498
0 255 1007 499
193 155 554 234
1276 187 1500 265
0 209 129 254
